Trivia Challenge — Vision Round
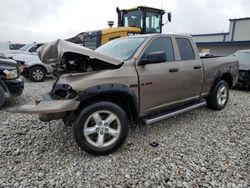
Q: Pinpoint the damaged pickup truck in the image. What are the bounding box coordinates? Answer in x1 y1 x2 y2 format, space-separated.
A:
19 34 238 155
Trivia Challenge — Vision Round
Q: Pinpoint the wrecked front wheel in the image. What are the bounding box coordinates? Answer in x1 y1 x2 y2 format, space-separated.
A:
73 101 129 156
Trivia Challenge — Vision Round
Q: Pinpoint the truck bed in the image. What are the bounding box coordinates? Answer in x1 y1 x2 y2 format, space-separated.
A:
201 56 239 94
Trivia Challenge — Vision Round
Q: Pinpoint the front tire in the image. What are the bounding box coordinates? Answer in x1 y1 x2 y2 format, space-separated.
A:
29 66 46 82
0 85 6 109
73 101 129 156
206 80 229 110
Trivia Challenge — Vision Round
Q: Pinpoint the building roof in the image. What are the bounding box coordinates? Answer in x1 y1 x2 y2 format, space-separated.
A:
192 32 228 37
229 17 250 21
196 41 250 46
192 17 250 43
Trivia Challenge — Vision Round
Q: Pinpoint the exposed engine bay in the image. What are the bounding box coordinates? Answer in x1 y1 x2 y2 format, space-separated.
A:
52 52 119 77
37 39 124 77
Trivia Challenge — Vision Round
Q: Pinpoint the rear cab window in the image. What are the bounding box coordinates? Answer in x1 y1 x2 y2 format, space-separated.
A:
142 37 175 62
176 37 195 60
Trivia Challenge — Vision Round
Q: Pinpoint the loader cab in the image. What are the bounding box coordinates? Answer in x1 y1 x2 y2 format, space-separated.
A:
82 6 167 50
118 6 166 34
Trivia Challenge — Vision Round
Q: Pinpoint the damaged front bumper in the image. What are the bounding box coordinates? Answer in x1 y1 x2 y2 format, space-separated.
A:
18 94 80 122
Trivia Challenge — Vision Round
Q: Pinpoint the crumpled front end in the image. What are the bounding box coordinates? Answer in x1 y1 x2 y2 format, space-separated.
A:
18 39 125 121
37 39 123 66
18 92 80 122
18 81 81 121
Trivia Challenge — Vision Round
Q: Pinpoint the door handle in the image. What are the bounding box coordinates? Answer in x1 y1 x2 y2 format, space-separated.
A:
169 68 179 72
194 65 202 69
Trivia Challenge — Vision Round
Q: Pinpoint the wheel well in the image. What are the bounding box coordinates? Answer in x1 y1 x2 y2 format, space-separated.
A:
220 73 233 88
28 65 47 74
76 93 138 123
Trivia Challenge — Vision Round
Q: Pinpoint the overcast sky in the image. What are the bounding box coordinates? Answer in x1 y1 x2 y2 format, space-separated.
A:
0 0 249 43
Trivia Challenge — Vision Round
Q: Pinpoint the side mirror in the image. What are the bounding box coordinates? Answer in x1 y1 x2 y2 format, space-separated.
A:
140 51 166 65
168 12 172 22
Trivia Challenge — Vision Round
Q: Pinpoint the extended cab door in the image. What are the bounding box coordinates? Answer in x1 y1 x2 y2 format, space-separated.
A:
136 36 182 114
175 37 203 101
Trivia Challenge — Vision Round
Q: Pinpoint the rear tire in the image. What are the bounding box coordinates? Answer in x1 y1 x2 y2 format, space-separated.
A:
0 85 6 109
73 101 129 156
206 80 229 110
29 66 46 82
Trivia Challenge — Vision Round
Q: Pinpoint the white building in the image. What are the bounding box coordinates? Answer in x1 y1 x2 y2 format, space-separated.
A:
192 17 250 56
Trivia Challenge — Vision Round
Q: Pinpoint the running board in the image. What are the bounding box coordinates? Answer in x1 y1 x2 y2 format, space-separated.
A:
143 101 207 125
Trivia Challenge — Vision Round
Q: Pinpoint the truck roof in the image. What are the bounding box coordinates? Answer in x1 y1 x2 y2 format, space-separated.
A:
122 33 192 39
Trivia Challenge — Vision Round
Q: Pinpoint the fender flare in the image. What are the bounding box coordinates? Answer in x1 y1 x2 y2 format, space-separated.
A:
75 83 139 121
209 69 233 95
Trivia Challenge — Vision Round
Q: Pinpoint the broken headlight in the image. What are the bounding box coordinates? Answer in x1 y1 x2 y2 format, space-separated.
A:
3 69 18 79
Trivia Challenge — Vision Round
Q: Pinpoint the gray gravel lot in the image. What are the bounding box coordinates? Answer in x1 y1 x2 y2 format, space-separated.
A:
0 78 249 187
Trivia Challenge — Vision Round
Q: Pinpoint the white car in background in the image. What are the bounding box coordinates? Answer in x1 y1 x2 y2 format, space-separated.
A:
0 42 11 51
0 42 44 58
13 53 54 82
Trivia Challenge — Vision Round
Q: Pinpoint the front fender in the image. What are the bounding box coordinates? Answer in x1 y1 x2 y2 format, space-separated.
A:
75 83 139 121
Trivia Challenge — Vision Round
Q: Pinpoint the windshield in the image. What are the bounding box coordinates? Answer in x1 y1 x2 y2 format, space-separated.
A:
123 10 143 28
95 37 147 61
19 43 34 51
234 52 250 64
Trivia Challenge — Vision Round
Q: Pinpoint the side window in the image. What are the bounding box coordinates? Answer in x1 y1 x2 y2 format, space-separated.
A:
176 38 195 60
37 44 44 48
143 37 175 62
29 44 38 52
145 12 161 33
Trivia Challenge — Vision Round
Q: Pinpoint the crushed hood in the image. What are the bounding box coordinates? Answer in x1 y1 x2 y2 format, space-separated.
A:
37 39 123 66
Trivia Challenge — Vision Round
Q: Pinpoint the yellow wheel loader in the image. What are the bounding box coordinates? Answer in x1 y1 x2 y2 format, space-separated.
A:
67 6 171 49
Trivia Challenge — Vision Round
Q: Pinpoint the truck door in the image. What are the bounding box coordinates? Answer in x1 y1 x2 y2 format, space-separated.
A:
175 37 203 101
136 37 182 114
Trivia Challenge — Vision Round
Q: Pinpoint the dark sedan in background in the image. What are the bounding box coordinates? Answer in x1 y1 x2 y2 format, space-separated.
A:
0 57 24 108
234 50 250 88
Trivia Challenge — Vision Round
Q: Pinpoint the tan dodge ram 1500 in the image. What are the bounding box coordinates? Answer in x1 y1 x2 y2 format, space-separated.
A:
19 34 239 155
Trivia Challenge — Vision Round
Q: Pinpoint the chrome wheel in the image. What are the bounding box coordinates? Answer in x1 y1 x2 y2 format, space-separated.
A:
32 69 44 80
83 110 121 148
217 84 227 106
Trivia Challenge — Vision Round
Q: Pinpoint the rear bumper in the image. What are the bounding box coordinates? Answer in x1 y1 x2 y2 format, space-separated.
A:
3 78 24 97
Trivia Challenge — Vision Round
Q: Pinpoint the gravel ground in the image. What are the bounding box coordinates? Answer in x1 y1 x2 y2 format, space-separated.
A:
0 78 249 188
